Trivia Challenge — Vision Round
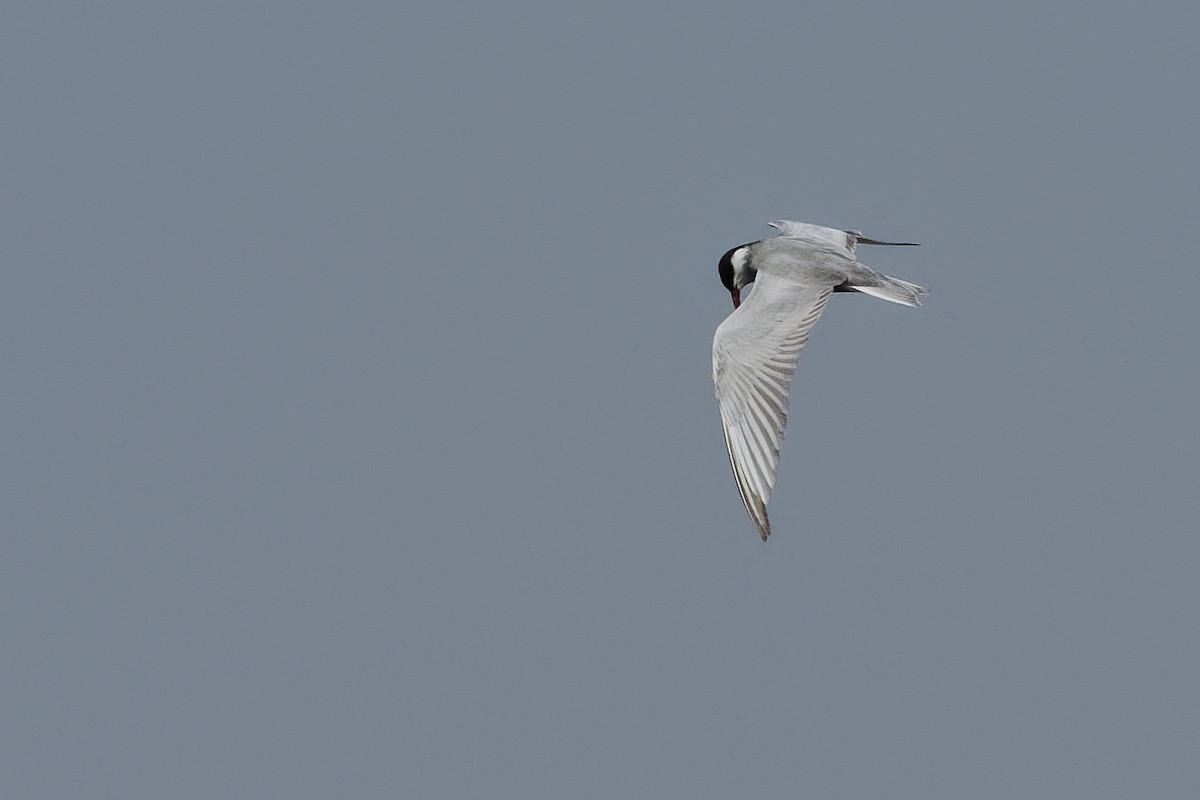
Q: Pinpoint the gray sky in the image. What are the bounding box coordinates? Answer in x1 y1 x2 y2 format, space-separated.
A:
4 1 1198 797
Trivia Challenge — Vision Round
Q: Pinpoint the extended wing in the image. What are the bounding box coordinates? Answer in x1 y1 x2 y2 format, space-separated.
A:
712 271 834 540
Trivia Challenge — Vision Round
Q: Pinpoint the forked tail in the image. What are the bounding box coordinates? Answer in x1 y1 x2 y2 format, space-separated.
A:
847 273 927 307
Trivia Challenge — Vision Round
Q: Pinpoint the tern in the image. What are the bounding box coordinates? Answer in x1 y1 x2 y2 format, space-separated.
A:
712 220 926 540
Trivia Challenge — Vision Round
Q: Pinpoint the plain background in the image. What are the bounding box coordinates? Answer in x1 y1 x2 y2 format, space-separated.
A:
4 1 1198 797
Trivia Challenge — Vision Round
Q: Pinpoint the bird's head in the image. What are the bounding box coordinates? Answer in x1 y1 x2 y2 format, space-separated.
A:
718 243 757 309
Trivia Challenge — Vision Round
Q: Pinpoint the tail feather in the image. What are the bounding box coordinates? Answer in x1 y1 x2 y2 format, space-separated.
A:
848 274 927 307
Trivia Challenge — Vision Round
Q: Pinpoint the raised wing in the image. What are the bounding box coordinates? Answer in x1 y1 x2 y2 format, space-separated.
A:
712 272 834 540
768 220 858 258
768 220 919 257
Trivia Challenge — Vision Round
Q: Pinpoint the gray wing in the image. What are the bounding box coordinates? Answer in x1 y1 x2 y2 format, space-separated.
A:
712 271 835 540
767 220 858 258
768 219 919 254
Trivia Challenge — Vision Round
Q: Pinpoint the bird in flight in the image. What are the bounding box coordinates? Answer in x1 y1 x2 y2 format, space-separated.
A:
712 220 926 540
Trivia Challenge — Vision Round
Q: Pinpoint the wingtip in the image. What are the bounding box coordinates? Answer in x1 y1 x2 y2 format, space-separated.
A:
756 512 771 541
856 236 921 247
